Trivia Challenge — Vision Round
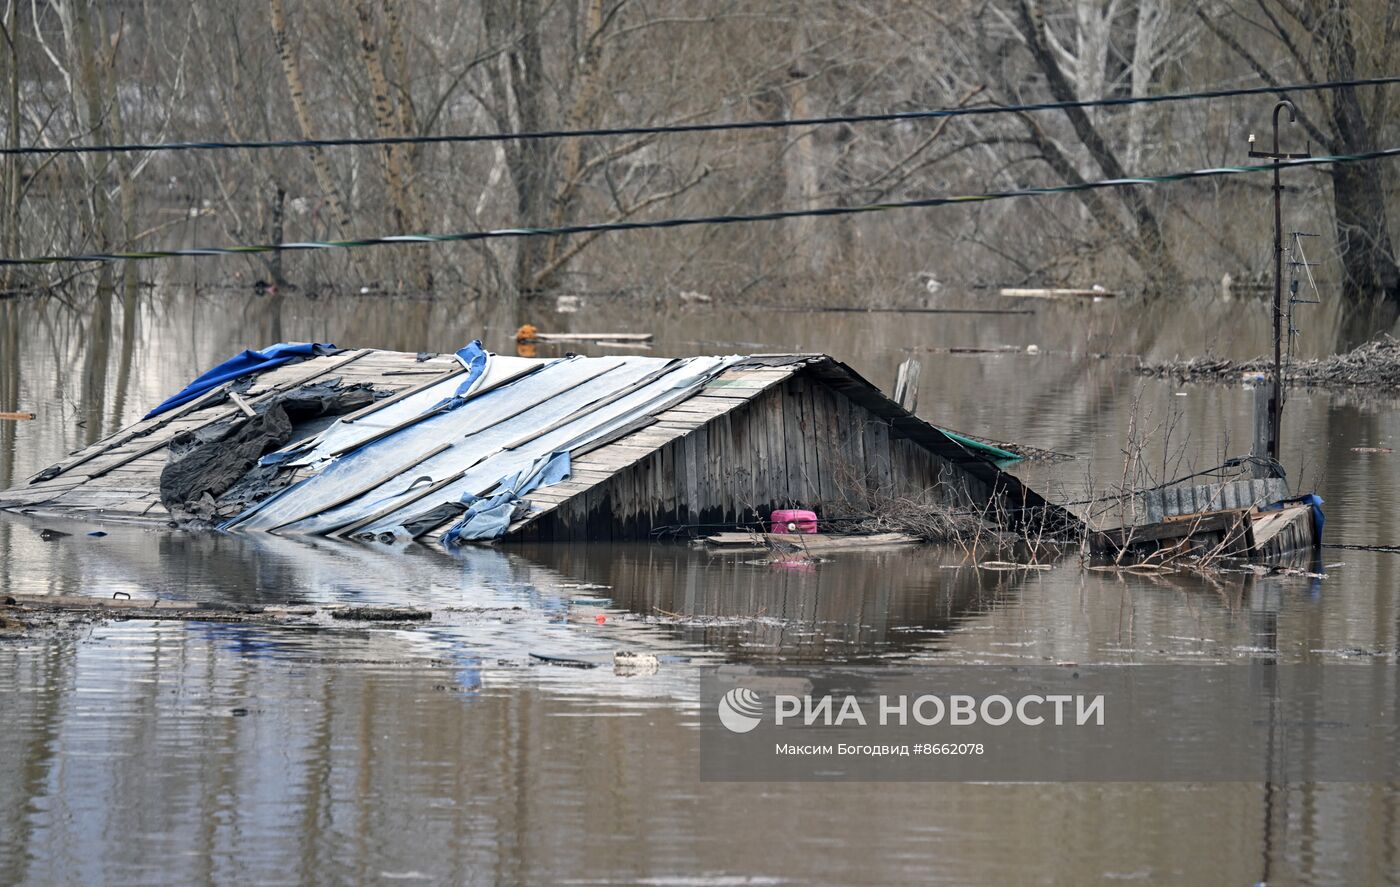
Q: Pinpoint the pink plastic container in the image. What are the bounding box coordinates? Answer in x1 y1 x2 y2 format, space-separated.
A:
770 509 818 534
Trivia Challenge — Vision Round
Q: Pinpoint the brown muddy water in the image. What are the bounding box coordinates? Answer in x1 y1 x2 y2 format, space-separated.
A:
1 288 1398 885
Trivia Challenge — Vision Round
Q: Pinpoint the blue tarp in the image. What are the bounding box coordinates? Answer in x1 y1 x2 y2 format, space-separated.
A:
431 340 490 412
1263 493 1325 542
440 451 572 546
144 342 336 419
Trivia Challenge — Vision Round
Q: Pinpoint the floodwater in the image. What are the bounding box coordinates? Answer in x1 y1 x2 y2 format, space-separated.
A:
1 288 1398 885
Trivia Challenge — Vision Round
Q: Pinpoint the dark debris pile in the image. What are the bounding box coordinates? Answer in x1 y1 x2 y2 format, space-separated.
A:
1136 335 1400 391
159 379 379 524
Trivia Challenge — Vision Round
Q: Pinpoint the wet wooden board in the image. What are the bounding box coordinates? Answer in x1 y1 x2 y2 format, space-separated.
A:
703 531 920 553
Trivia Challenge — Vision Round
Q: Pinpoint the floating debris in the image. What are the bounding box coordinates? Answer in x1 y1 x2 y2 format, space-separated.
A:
613 651 660 675
515 324 653 345
328 606 431 622
1000 287 1116 300
1137 334 1400 391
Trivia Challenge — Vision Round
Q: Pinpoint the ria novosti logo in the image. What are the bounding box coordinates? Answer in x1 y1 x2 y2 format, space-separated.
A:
716 688 1107 733
717 688 764 733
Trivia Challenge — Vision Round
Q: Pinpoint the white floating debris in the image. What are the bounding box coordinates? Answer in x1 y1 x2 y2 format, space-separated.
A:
613 651 660 675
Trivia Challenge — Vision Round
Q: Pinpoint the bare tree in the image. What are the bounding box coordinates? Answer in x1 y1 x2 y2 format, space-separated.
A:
1197 0 1400 345
1003 0 1182 288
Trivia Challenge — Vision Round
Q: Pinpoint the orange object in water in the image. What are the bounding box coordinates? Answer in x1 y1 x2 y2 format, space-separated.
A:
595 614 607 624
515 324 538 343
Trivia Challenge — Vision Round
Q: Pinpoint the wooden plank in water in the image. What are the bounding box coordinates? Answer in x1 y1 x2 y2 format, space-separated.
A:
1000 288 1116 299
1251 505 1315 558
704 531 919 552
531 332 653 343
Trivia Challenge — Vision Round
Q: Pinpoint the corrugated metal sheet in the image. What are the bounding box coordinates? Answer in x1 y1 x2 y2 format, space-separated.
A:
226 353 745 535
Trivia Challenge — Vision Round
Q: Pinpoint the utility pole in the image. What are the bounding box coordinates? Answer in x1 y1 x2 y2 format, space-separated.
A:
1248 100 1310 477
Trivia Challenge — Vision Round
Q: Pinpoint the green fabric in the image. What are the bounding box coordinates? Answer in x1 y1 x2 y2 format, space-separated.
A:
937 428 1023 465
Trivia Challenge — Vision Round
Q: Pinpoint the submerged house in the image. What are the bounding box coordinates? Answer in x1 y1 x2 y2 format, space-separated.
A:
1 343 1059 544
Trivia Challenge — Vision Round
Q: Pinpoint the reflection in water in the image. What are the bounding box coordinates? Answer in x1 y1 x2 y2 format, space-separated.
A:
1 299 18 489
519 542 1031 661
2 289 1399 885
0 520 1397 885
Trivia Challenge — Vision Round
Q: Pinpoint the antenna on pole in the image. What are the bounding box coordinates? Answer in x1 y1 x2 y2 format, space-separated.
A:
1247 100 1310 479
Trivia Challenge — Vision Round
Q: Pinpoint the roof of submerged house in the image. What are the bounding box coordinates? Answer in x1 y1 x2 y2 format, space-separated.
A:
2 344 1050 544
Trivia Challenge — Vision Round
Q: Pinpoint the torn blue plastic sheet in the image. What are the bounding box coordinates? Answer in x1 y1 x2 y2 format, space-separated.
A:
441 451 571 545
143 342 337 419
430 340 489 412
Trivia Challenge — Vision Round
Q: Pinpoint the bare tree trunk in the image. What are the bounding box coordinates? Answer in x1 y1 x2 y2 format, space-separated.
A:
483 0 550 310
0 300 17 488
538 0 605 288
343 0 431 290
1198 0 1399 344
1014 0 1181 289
786 28 824 272
0 1 19 291
69 0 111 254
268 0 355 238
92 8 139 305
269 184 287 288
1314 2 1400 344
1124 0 1169 171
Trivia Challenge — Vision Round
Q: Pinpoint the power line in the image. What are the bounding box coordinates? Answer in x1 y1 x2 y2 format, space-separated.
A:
5 75 1400 157
4 147 1396 268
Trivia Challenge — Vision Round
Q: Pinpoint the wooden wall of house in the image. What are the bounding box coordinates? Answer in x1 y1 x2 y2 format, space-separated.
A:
513 374 993 541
